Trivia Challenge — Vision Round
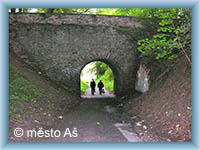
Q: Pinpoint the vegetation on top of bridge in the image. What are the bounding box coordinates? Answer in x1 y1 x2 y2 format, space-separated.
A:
96 8 191 65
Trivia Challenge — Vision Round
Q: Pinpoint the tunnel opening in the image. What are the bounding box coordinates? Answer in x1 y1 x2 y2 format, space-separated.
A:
80 60 115 98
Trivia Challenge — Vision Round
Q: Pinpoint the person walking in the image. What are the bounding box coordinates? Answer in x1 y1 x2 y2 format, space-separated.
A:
90 79 96 95
98 80 104 95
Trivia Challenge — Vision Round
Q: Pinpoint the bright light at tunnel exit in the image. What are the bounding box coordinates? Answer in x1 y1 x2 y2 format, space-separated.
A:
80 61 114 97
81 63 96 83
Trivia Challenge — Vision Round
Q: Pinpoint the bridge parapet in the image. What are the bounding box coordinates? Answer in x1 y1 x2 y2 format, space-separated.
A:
9 13 141 28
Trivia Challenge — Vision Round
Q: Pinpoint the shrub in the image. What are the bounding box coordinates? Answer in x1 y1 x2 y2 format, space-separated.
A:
81 80 89 94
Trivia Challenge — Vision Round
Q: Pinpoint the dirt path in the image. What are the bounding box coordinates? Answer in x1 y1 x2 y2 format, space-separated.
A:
47 99 142 142
81 87 115 98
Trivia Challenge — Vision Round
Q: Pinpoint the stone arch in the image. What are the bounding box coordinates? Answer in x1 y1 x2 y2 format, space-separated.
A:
79 59 120 97
9 13 142 98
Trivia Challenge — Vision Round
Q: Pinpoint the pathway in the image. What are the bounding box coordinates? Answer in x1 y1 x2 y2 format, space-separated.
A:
51 99 143 142
81 87 115 98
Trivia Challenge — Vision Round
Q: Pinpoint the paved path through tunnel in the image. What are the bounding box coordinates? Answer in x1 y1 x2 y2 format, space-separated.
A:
51 99 142 142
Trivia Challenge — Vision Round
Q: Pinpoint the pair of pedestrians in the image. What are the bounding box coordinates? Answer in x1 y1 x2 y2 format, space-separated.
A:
90 79 104 95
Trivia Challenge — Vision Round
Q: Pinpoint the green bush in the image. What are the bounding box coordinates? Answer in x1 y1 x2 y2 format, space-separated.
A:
81 80 89 94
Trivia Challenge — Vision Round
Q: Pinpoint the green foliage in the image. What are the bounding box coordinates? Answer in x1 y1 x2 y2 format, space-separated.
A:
36 8 50 13
97 8 157 17
136 8 192 61
95 68 114 92
81 80 89 94
89 61 109 78
16 114 21 118
9 66 41 115
36 8 93 14
96 8 118 15
97 8 192 62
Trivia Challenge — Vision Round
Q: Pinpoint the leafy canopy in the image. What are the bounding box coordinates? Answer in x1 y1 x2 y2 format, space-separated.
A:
97 8 192 63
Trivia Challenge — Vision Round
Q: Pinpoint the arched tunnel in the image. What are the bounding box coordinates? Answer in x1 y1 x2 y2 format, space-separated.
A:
80 60 116 98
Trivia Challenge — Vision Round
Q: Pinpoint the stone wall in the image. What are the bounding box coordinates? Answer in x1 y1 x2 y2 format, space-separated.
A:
9 14 142 97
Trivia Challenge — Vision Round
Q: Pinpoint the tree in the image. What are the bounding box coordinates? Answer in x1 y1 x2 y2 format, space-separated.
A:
96 8 192 64
10 8 16 13
36 8 92 14
47 8 55 13
136 8 192 64
9 8 31 13
89 61 109 78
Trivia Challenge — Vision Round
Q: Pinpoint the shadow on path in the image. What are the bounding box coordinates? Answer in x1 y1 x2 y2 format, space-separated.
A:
52 99 143 142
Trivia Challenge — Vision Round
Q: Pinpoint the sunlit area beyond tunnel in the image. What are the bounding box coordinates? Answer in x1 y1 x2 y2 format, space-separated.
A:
80 61 115 98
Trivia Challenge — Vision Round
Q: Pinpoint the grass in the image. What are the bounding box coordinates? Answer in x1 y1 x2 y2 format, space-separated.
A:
9 65 42 117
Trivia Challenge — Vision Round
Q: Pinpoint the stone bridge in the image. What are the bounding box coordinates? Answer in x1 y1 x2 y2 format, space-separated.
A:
9 14 146 97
